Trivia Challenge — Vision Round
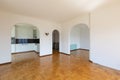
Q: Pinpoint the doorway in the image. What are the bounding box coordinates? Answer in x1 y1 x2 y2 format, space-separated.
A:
52 30 60 53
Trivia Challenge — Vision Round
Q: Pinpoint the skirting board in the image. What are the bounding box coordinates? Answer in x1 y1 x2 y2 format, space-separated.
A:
89 60 93 63
71 48 89 51
0 62 11 66
40 54 52 57
60 52 70 56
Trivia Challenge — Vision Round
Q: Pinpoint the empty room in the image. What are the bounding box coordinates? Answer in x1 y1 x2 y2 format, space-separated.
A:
0 0 120 80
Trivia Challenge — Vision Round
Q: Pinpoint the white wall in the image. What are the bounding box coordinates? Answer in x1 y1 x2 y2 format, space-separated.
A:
70 26 81 50
90 0 120 70
11 26 16 52
15 25 34 39
0 11 61 64
11 26 15 37
79 24 90 50
61 14 89 54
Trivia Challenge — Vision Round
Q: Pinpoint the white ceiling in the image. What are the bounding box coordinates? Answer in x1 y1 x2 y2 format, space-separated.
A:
0 0 109 23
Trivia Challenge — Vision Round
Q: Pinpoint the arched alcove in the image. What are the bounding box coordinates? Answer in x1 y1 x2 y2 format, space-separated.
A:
11 23 40 61
70 24 90 50
70 23 90 54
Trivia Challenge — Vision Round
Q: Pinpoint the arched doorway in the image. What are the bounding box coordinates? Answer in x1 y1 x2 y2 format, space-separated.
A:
11 23 40 61
52 30 60 53
70 24 90 59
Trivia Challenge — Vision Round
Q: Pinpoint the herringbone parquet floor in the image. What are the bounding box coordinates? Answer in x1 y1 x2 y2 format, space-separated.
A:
0 50 120 80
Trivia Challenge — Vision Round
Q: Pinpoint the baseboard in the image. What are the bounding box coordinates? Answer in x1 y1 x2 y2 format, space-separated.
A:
89 60 93 63
0 62 11 66
71 48 89 51
40 54 52 57
34 51 39 54
94 63 120 71
60 52 70 56
79 48 89 51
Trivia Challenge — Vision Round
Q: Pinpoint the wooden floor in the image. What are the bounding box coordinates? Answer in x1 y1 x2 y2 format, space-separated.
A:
0 50 120 80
